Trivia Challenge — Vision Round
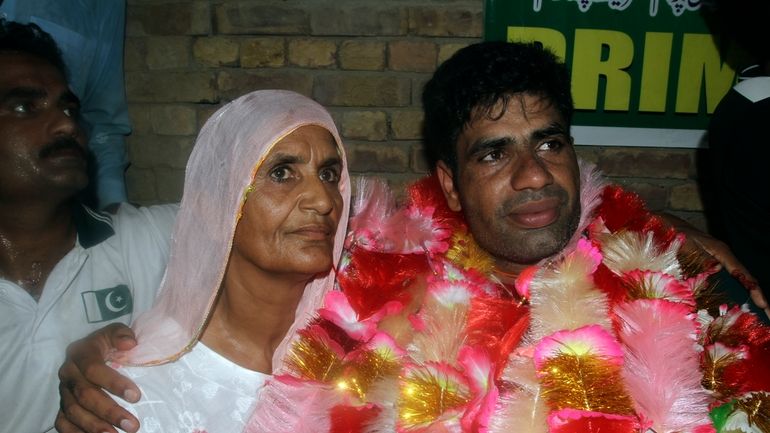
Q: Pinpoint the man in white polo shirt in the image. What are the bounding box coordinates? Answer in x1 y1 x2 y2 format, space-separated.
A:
0 20 175 433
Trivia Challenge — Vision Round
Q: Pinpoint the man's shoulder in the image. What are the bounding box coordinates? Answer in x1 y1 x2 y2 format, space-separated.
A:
733 76 770 103
72 203 178 249
113 202 179 228
91 203 177 255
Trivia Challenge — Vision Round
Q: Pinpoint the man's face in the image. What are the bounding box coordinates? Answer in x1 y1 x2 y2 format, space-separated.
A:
0 52 87 202
437 93 581 275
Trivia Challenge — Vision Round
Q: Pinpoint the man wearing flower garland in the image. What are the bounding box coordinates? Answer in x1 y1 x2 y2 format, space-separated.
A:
409 41 770 431
57 42 770 433
426 40 583 286
283 41 767 433
298 41 770 432
423 41 766 312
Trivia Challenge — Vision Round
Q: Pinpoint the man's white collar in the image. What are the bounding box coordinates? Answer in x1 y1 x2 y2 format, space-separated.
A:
735 76 770 103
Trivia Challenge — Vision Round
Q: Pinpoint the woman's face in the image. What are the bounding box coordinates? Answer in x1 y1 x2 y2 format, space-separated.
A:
232 125 344 278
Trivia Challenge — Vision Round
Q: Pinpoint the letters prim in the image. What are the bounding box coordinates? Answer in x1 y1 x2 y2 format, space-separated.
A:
509 26 735 115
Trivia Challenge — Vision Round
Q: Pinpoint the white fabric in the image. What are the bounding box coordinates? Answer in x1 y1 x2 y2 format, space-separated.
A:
734 76 770 103
0 203 177 433
113 342 267 433
114 90 351 371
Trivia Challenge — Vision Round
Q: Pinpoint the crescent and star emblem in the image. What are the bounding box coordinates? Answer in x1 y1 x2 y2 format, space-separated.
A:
105 290 125 313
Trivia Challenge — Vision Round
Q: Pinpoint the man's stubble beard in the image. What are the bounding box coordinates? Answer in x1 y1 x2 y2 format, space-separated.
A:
467 191 582 267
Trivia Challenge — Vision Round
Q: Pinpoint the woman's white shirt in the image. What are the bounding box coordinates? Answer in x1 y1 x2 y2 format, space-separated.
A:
113 342 268 433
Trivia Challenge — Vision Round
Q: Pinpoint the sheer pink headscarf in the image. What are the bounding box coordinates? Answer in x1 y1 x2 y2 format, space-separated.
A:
114 90 350 369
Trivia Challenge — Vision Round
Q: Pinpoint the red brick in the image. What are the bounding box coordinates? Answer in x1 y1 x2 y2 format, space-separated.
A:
125 166 157 204
410 143 431 173
193 37 239 67
388 41 436 72
151 105 197 136
241 38 285 68
197 104 225 130
288 39 337 68
391 110 424 140
339 40 386 71
124 37 146 71
215 3 310 35
155 167 186 202
310 4 407 36
217 70 313 100
146 37 191 70
597 148 692 179
669 182 704 211
126 71 217 103
127 2 209 36
437 42 471 65
411 76 430 106
127 135 195 169
128 104 152 135
314 74 411 107
347 142 410 172
340 111 388 141
408 5 483 37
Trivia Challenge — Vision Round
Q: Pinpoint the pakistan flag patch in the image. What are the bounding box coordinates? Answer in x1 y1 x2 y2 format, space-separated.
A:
81 285 133 323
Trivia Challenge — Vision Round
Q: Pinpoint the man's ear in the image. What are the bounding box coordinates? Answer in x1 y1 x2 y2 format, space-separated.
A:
436 161 462 212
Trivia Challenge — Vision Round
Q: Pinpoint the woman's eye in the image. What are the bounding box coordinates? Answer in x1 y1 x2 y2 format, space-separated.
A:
269 166 292 182
62 107 76 118
319 167 340 183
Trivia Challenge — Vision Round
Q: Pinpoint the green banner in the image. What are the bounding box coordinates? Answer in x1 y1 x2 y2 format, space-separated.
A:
485 0 736 147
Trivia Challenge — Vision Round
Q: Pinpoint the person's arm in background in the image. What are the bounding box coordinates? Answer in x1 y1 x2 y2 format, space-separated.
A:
82 0 130 209
660 212 770 320
56 325 140 433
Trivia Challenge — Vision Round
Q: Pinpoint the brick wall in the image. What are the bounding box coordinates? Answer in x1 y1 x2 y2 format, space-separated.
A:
124 0 711 230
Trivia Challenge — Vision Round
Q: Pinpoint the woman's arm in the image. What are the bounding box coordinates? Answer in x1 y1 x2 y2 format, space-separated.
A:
659 212 769 319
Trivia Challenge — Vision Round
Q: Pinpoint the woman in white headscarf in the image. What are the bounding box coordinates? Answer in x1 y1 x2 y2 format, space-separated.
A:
109 90 350 432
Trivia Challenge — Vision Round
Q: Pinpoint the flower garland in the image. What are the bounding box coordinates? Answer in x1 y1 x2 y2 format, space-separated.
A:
245 167 770 433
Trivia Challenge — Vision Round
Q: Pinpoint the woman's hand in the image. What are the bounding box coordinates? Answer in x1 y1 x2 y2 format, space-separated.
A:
55 323 141 433
660 213 769 319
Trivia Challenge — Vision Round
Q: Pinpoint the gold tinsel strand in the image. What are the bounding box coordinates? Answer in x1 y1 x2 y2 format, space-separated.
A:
735 393 770 433
287 333 344 382
676 248 726 316
623 274 664 301
694 277 727 319
336 348 401 402
398 367 471 428
538 353 636 415
445 230 495 275
677 247 716 279
621 266 725 316
701 347 743 398
703 308 750 348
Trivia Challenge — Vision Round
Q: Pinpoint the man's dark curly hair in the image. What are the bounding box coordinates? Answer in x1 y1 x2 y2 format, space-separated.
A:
422 41 573 172
0 19 67 79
